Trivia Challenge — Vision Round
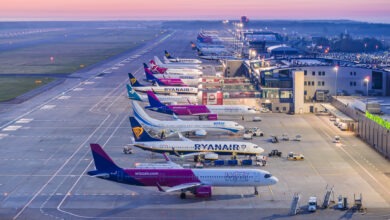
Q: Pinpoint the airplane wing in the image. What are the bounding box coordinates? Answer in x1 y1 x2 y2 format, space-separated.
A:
156 182 202 193
177 132 192 141
172 113 181 121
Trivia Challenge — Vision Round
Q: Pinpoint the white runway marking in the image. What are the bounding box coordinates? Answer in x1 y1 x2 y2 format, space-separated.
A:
40 105 56 110
73 88 84 91
83 82 94 85
94 77 103 80
2 125 22 131
0 133 9 139
15 118 33 124
58 96 71 100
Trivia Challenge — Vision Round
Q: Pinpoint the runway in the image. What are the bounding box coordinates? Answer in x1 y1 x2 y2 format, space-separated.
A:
0 28 390 220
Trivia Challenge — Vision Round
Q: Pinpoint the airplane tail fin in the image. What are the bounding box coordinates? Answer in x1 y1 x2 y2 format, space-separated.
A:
154 56 163 65
143 63 158 82
146 91 165 108
128 73 143 87
164 50 173 59
89 143 121 172
126 84 142 101
129 117 161 142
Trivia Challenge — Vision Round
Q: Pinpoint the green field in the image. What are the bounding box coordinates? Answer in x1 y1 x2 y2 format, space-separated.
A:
0 26 164 101
0 28 163 74
0 77 54 102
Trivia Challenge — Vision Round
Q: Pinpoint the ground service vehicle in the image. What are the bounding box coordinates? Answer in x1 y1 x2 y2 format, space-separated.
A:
268 149 282 157
308 197 317 212
287 152 304 160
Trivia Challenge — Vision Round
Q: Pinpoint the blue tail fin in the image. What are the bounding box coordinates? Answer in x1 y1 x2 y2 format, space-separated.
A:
146 91 165 108
165 50 173 59
89 143 121 172
129 117 161 142
128 73 143 87
143 63 158 82
126 84 142 101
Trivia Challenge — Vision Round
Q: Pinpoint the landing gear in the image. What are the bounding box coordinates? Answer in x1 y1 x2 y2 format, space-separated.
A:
180 192 186 199
254 187 259 196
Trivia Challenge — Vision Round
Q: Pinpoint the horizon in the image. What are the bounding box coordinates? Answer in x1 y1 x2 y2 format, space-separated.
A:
0 19 389 25
1 0 389 24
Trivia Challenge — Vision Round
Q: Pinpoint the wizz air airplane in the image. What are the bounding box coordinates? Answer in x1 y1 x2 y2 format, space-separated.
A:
129 117 264 157
143 64 199 86
128 73 198 95
132 101 244 136
126 84 198 104
145 91 259 118
164 50 202 64
88 143 278 198
145 91 217 120
149 60 203 76
154 56 202 69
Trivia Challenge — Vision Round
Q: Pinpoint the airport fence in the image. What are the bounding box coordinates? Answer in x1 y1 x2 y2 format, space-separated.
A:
332 98 390 160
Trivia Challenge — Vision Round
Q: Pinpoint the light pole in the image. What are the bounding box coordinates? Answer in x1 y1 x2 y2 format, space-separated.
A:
334 66 339 99
364 77 369 104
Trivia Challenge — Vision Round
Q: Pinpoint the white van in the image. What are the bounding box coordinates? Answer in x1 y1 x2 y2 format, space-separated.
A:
308 197 317 212
338 122 348 131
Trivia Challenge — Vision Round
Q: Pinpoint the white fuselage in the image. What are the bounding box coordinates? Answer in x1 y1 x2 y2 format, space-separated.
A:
133 141 264 155
135 93 198 104
192 169 278 187
206 105 259 115
164 56 202 64
132 101 244 134
155 56 202 69
133 86 198 95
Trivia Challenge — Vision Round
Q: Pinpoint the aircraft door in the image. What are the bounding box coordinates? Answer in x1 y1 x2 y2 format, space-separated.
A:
254 172 261 182
159 172 166 185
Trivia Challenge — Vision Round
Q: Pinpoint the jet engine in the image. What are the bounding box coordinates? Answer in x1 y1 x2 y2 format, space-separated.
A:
194 186 212 197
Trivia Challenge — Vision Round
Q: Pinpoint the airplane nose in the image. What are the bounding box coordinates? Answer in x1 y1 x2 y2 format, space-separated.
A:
271 176 279 184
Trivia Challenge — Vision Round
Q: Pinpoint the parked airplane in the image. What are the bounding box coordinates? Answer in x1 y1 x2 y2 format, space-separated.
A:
128 73 198 95
143 64 199 86
126 84 198 104
149 60 203 75
164 50 202 64
145 91 259 118
145 91 217 120
144 63 198 80
129 117 264 158
88 143 278 198
154 56 202 69
143 66 188 87
132 101 244 136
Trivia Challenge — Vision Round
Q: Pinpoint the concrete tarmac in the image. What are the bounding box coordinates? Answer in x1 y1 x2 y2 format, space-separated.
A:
0 28 389 220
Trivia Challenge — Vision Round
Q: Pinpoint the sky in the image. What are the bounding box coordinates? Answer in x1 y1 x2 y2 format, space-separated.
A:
1 0 389 23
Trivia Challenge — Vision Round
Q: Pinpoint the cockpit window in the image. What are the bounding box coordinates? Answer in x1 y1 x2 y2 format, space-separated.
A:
235 123 239 126
254 145 259 148
264 174 272 178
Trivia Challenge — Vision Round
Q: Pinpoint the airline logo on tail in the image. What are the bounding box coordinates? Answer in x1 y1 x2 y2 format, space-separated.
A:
132 127 144 139
130 78 137 86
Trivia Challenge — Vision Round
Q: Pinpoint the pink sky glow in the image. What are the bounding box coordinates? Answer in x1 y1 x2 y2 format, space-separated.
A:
1 0 389 23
